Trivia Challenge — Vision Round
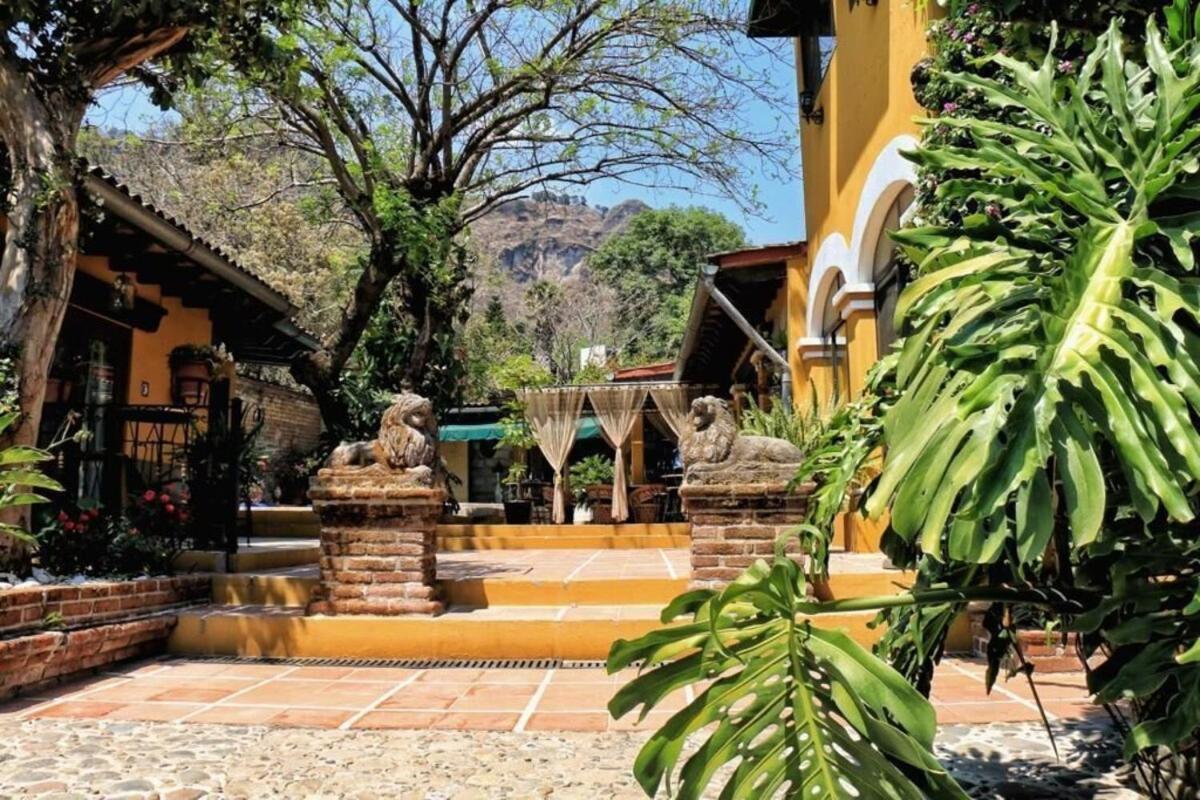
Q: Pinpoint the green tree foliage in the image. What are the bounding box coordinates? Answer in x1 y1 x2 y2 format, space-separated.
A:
0 0 295 454
587 207 746 363
197 1 791 429
610 17 1200 797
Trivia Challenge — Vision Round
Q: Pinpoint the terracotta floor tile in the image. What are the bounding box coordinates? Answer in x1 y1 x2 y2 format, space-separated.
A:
186 705 284 725
476 668 548 684
229 680 331 705
87 683 185 703
432 712 519 731
352 710 445 730
148 686 239 704
342 667 420 682
450 684 537 711
270 708 353 728
149 662 230 678
33 676 125 698
379 684 469 710
286 666 354 680
218 664 294 679
936 701 1038 724
523 712 609 732
106 702 199 722
30 700 123 719
551 668 614 684
538 684 613 711
416 668 485 683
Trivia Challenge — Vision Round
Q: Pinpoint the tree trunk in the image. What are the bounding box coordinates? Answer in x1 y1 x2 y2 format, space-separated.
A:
0 64 85 540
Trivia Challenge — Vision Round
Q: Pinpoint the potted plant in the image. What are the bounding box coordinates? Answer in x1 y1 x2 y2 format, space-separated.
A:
501 462 532 524
569 455 614 524
168 344 231 406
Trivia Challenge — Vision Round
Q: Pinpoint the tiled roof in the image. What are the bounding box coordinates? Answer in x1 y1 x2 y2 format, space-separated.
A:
83 164 296 314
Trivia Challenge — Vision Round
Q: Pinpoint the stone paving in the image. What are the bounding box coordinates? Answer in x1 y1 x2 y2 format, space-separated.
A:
0 716 1139 799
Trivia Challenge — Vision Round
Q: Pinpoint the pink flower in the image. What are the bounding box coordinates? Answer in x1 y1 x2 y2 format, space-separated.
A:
57 511 68 523
942 102 959 114
63 521 76 532
143 490 157 502
159 493 171 504
165 504 175 514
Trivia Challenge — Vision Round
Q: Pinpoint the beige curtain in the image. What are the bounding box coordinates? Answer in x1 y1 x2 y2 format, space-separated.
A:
589 386 648 522
649 385 692 440
519 387 586 523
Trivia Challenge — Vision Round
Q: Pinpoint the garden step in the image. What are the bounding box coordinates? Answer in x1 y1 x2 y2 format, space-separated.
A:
168 603 884 661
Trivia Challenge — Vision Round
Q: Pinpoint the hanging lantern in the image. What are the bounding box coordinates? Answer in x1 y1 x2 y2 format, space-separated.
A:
110 273 135 312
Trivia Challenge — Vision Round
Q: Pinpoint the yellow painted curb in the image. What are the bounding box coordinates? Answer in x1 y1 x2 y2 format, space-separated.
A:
168 608 887 661
174 547 320 574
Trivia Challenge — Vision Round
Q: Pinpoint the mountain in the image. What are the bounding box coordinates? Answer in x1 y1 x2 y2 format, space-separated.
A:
470 192 649 283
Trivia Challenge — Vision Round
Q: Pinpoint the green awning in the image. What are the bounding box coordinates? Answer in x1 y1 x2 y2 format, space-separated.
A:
440 417 603 443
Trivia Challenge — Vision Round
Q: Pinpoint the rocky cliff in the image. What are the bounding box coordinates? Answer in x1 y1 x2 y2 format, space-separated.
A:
470 192 649 283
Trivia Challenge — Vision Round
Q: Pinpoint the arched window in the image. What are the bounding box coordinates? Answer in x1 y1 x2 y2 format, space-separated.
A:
872 185 916 355
821 270 850 401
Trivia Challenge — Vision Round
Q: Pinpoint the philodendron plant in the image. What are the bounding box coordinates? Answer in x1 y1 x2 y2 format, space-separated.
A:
609 18 1200 799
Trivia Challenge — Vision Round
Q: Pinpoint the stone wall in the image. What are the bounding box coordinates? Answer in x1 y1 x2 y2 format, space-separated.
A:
681 482 811 590
0 576 210 700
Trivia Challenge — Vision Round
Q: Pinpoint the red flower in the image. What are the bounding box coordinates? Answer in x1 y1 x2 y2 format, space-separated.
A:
142 489 157 502
165 504 175 514
63 521 75 531
57 511 68 523
159 493 171 504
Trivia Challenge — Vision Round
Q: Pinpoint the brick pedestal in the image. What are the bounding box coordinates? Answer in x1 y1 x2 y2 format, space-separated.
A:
681 481 812 590
306 470 445 616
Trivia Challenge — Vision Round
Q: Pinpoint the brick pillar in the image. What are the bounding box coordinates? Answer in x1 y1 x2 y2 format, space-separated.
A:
306 471 445 616
681 482 811 591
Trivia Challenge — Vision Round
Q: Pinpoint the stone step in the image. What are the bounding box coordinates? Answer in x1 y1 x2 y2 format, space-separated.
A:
211 550 911 609
167 603 886 661
213 573 691 608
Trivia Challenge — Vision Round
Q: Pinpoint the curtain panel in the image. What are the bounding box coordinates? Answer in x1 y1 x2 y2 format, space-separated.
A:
588 386 648 522
517 387 586 524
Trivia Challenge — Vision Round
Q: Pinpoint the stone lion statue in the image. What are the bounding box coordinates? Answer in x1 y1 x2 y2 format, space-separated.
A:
327 392 438 485
681 396 803 484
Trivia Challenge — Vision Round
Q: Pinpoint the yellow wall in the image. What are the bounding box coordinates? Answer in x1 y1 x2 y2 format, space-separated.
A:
75 253 214 406
783 3 935 550
798 3 931 250
442 441 469 497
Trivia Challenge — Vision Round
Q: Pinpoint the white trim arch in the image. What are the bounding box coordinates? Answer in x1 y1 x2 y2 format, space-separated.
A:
848 134 919 284
804 233 850 339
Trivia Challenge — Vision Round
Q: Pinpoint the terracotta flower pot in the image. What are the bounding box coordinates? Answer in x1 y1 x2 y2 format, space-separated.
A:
172 360 211 406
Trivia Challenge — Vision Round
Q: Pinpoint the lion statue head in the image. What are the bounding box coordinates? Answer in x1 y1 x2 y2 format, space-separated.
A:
680 396 737 468
377 392 438 470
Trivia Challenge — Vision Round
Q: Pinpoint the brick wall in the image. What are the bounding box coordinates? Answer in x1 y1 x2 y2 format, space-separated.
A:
236 376 323 462
681 482 811 590
0 576 210 638
0 576 210 700
236 376 324 503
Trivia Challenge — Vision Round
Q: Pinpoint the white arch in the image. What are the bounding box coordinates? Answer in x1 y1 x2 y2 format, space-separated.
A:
804 233 850 338
848 134 919 284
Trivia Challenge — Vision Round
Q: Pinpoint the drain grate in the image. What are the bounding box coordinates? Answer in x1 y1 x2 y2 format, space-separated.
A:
175 655 562 669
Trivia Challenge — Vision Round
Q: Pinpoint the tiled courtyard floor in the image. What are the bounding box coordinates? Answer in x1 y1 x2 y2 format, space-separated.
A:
0 656 1101 732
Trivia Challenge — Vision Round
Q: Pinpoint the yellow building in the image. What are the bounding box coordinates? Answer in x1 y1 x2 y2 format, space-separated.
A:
748 0 930 411
674 0 935 549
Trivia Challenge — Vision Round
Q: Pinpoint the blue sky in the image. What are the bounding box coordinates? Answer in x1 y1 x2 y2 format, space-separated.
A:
87 43 805 246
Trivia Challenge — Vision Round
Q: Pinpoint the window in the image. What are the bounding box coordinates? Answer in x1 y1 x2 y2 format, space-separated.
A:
821 271 851 401
798 0 836 95
872 185 917 355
